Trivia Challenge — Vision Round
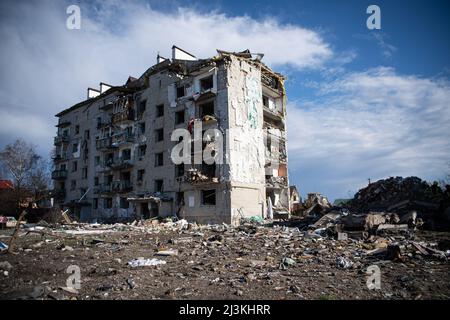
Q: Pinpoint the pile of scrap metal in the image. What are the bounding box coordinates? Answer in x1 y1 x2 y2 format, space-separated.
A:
345 176 450 230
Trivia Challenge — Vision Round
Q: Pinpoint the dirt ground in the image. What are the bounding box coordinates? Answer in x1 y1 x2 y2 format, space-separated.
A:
0 221 449 300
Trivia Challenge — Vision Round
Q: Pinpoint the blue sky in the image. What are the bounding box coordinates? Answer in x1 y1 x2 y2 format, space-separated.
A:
0 0 449 201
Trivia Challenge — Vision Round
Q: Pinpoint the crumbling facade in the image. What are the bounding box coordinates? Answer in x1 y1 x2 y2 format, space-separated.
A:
52 46 290 225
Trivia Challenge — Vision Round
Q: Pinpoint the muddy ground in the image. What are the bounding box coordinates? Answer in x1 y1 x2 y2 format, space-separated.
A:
0 221 449 300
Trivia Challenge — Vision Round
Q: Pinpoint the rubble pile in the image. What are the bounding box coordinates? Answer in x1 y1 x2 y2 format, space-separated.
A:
346 177 450 229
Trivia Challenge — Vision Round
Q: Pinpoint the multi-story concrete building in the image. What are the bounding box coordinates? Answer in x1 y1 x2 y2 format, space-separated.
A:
52 46 289 225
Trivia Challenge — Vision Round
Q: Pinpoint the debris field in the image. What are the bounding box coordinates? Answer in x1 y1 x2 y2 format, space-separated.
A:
0 218 449 300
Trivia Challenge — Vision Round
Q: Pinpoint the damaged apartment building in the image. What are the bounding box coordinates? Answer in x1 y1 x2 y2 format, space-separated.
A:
52 46 289 225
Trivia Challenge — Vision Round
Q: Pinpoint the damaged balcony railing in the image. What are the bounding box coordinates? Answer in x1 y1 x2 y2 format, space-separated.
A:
54 135 70 146
112 96 135 124
99 183 113 194
107 157 134 170
51 169 68 180
114 131 135 145
96 137 114 150
112 180 133 193
52 152 68 162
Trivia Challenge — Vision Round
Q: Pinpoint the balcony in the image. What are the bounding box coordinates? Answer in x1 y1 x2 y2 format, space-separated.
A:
114 131 135 146
52 152 68 162
112 180 133 193
96 137 114 150
54 135 70 146
56 120 71 128
51 169 68 180
109 157 133 170
112 108 134 124
99 183 113 194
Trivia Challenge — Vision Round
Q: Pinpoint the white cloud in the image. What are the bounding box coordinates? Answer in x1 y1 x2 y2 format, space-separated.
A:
287 67 450 200
0 0 332 155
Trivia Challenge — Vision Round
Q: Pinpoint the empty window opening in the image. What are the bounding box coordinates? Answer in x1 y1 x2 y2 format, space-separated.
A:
175 110 185 124
200 75 214 92
176 86 185 98
104 198 112 209
155 128 164 142
120 197 129 209
199 102 214 118
175 164 185 177
156 104 164 117
155 152 163 167
122 149 131 160
202 162 216 178
137 169 145 181
138 144 147 157
155 179 164 193
201 189 216 205
262 95 269 108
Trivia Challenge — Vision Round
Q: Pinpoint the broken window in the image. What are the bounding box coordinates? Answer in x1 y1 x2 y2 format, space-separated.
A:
94 156 100 166
82 167 88 179
93 198 98 210
138 99 147 115
176 192 184 206
201 162 216 178
94 177 99 186
154 179 163 193
139 122 146 134
262 95 269 108
176 85 185 98
120 197 129 209
72 161 77 172
201 189 216 205
104 198 112 209
75 125 80 135
200 75 214 92
70 180 76 191
138 144 147 157
122 149 131 160
121 171 131 181
175 110 185 125
137 169 145 181
156 104 164 117
175 164 185 177
155 128 164 142
155 152 163 167
72 143 78 153
199 101 214 118
84 130 90 140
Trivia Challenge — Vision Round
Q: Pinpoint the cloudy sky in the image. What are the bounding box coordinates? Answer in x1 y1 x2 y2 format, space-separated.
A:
0 0 449 201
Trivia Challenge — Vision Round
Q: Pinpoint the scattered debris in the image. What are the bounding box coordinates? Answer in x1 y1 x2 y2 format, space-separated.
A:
128 258 167 267
336 256 353 269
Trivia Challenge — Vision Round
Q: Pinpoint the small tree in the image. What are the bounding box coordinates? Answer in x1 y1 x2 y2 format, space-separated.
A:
0 139 48 214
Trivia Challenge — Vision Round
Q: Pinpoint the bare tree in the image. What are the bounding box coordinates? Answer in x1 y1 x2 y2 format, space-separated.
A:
0 139 46 212
29 157 51 201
